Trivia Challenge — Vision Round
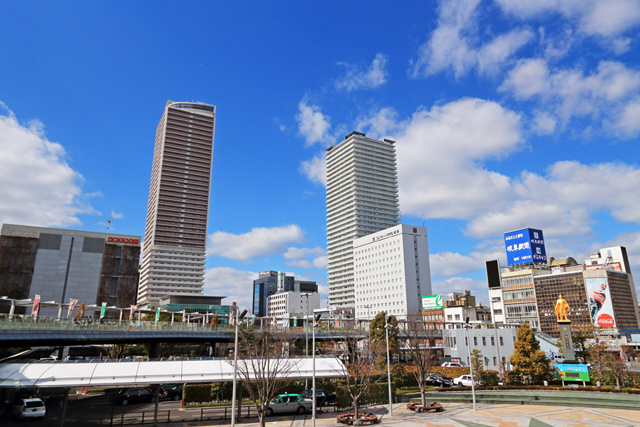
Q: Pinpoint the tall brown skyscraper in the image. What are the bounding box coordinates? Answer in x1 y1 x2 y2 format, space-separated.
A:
137 101 216 308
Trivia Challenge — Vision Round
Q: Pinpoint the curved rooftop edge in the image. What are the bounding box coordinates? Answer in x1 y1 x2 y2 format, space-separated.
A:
0 357 346 388
165 100 215 113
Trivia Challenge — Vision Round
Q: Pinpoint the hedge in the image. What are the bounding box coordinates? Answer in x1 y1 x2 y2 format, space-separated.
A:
336 383 396 410
437 385 640 394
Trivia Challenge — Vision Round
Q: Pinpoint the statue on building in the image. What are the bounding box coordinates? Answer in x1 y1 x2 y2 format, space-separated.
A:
555 294 570 322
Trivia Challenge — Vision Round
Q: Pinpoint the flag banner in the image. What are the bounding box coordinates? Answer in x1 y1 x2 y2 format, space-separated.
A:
67 299 78 317
100 302 107 319
155 307 160 322
182 309 186 322
31 295 41 316
130 305 137 319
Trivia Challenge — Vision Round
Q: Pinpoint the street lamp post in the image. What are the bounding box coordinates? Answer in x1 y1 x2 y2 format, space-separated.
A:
302 292 311 390
384 314 393 417
230 308 247 427
364 304 372 340
464 317 477 411
311 313 322 427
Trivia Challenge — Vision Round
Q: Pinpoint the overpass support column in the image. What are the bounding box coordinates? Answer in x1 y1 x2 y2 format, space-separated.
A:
60 387 69 427
149 342 160 359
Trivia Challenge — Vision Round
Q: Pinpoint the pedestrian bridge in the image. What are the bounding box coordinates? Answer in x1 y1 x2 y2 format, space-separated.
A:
0 356 346 388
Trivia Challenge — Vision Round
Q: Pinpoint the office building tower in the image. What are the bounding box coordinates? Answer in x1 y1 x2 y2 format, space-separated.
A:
137 101 216 308
326 131 400 308
0 224 140 316
252 270 319 317
353 224 431 320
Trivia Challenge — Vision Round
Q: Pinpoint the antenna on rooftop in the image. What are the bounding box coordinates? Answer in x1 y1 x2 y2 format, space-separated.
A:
105 219 112 234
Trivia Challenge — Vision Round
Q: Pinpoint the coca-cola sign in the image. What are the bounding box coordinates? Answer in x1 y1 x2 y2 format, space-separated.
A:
586 277 616 328
597 314 615 328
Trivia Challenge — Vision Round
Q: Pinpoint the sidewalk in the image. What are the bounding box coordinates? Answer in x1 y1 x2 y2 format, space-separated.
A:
186 401 640 427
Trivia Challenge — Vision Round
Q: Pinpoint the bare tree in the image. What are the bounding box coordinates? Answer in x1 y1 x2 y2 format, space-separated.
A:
403 313 438 407
232 327 300 427
334 330 384 419
591 342 628 388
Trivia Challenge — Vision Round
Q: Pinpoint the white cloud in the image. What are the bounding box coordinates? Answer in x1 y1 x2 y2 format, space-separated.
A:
500 59 640 133
614 98 640 136
431 277 489 305
335 53 389 92
204 267 258 313
110 211 124 220
296 100 333 147
300 153 327 186
496 0 640 39
207 225 305 262
0 103 95 227
396 98 522 219
411 0 532 78
355 107 399 140
477 29 535 75
430 252 481 277
531 110 557 135
284 247 327 269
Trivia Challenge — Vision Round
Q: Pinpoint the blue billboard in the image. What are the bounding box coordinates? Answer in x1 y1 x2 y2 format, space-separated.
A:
504 228 547 266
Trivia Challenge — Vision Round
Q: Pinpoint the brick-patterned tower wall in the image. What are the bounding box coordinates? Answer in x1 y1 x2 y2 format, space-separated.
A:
97 244 140 316
0 236 39 313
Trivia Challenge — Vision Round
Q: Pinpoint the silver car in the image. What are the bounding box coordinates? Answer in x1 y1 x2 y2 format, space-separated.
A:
12 398 46 419
266 394 312 416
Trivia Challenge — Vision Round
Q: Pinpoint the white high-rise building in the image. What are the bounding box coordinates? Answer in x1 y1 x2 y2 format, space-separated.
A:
353 224 432 320
137 101 216 308
326 131 400 308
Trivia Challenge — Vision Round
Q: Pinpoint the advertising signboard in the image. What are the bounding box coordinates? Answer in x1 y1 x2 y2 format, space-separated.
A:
585 277 616 328
31 294 41 316
504 228 547 266
555 364 590 382
422 294 443 310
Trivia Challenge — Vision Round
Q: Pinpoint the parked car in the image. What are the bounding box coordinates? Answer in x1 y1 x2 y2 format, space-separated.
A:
112 388 156 406
300 389 336 406
12 398 46 420
160 385 183 401
441 362 464 367
453 375 474 387
424 375 452 387
265 394 312 416
426 372 453 382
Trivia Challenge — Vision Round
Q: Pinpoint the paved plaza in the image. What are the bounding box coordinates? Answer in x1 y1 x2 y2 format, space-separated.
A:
203 402 640 427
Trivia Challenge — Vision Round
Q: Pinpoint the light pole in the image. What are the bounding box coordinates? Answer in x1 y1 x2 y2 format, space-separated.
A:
384 314 393 417
364 304 372 340
464 317 477 411
302 292 311 390
311 313 322 427
231 308 247 427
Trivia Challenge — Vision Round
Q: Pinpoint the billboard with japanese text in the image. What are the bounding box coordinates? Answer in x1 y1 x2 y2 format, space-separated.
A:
504 228 547 266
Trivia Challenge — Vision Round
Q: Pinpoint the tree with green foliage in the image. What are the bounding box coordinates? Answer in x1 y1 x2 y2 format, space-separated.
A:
591 343 628 388
470 349 484 377
370 312 398 365
509 322 552 385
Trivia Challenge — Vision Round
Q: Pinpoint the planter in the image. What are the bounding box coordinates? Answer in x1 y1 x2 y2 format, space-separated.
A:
337 412 379 425
406 401 443 412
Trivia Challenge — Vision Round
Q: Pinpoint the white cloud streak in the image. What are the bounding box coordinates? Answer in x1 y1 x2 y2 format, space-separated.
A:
335 53 389 92
0 103 95 227
296 100 333 147
204 267 258 313
207 225 306 262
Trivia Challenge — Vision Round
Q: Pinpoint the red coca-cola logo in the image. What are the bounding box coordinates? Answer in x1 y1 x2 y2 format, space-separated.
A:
107 237 140 245
590 291 606 305
597 314 614 327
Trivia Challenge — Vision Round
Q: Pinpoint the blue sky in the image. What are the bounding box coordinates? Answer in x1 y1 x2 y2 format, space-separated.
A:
1 1 640 311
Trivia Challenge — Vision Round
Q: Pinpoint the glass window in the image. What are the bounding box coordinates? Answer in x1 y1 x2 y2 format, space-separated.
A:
482 337 486 346
473 337 477 346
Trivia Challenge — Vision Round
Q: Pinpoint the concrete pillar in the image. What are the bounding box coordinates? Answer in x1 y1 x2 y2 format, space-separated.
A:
149 342 160 359
60 387 69 427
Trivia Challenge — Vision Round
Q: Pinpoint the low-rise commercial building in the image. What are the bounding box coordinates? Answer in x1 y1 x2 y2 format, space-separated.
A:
0 224 140 317
253 271 319 318
158 294 231 323
443 326 518 370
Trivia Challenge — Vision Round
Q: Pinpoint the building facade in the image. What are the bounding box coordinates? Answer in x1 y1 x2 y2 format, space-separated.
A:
486 245 640 337
267 291 320 319
353 224 432 320
443 326 518 370
326 131 400 308
0 224 140 316
159 295 230 323
137 101 216 308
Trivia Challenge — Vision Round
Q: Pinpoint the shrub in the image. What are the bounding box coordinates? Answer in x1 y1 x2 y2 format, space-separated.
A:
183 384 212 405
480 370 500 386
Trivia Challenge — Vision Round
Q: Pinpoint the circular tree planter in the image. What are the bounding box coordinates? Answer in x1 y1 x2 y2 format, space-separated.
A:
406 401 444 413
337 412 379 424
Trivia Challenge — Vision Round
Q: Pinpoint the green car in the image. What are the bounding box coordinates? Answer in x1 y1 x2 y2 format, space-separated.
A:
266 394 312 416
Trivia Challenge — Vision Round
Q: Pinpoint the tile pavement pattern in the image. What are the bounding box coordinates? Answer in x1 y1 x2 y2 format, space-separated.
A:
211 402 640 427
